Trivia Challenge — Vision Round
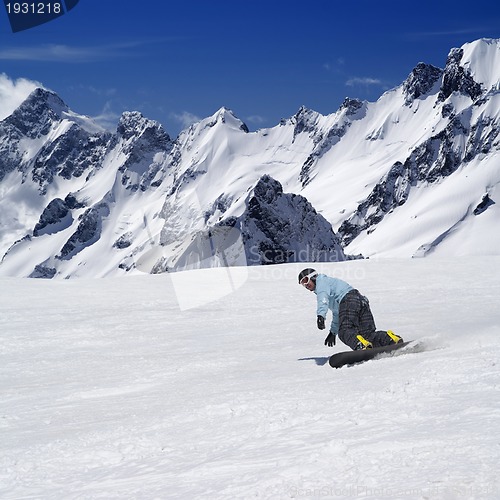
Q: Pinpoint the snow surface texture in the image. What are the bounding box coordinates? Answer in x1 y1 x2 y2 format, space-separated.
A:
1 258 499 499
1 38 500 278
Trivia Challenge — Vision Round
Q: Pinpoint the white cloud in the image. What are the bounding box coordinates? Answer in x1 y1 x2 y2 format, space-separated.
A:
90 102 121 131
0 41 145 63
346 77 383 87
408 27 488 39
323 58 345 72
170 111 201 129
0 44 101 62
84 86 117 97
246 115 266 125
0 73 43 120
0 39 178 63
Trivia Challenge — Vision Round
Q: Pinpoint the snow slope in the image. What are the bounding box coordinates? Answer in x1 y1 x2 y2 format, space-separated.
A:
1 257 499 498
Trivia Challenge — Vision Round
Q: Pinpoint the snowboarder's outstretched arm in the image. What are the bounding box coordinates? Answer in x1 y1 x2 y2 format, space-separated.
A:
315 277 340 334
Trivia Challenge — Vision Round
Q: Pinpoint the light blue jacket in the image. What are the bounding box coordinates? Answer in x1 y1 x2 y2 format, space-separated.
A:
314 274 353 334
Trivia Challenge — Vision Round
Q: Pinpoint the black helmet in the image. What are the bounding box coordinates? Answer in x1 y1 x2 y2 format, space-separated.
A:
298 268 318 284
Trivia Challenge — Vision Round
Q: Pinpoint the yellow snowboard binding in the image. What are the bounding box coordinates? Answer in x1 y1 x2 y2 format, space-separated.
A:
355 334 373 350
387 330 403 344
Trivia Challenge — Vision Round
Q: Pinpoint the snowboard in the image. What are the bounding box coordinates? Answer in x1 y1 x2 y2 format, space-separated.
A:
329 341 412 369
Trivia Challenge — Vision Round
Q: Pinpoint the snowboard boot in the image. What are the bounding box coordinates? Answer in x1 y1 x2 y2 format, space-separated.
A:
355 334 373 350
387 330 403 344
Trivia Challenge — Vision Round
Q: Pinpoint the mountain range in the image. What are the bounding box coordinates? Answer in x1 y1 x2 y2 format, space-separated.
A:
1 38 499 278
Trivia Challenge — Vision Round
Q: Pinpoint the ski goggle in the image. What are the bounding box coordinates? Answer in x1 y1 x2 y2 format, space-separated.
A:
300 271 317 286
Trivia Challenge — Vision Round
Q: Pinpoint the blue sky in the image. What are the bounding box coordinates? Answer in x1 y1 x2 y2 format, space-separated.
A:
1 0 499 137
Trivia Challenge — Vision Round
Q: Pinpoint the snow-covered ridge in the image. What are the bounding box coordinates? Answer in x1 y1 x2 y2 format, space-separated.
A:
1 38 500 278
460 38 500 91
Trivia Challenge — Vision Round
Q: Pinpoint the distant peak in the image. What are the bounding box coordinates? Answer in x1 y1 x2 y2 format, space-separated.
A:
462 37 500 50
402 62 443 104
294 105 319 119
215 106 234 116
214 106 237 123
117 111 170 141
4 87 71 138
285 106 322 138
253 174 283 203
21 87 69 115
457 38 500 92
438 46 483 102
204 107 249 132
339 97 365 115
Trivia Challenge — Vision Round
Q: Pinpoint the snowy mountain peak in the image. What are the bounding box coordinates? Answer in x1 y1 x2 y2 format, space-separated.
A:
293 105 321 123
24 87 68 115
459 38 500 91
339 97 365 116
5 86 104 138
286 106 323 139
237 175 346 265
208 106 249 132
252 174 283 202
438 43 486 101
4 87 69 138
402 62 443 104
117 111 170 143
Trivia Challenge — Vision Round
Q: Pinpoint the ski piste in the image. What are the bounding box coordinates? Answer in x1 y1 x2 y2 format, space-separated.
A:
329 341 413 369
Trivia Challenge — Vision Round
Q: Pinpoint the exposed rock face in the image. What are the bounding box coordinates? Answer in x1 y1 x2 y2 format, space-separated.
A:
438 48 483 102
403 62 443 104
33 198 72 237
3 88 68 139
59 204 110 260
0 88 110 192
237 175 346 265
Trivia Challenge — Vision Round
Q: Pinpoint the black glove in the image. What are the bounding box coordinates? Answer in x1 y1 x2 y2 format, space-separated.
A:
317 315 325 330
324 331 336 347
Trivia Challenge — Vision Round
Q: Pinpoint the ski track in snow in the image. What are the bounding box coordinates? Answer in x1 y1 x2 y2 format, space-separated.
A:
1 258 499 499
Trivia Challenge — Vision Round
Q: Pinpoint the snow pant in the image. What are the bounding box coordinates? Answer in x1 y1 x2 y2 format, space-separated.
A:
338 289 394 350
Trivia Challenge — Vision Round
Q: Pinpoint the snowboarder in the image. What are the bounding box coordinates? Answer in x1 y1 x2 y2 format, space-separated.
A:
298 268 403 350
